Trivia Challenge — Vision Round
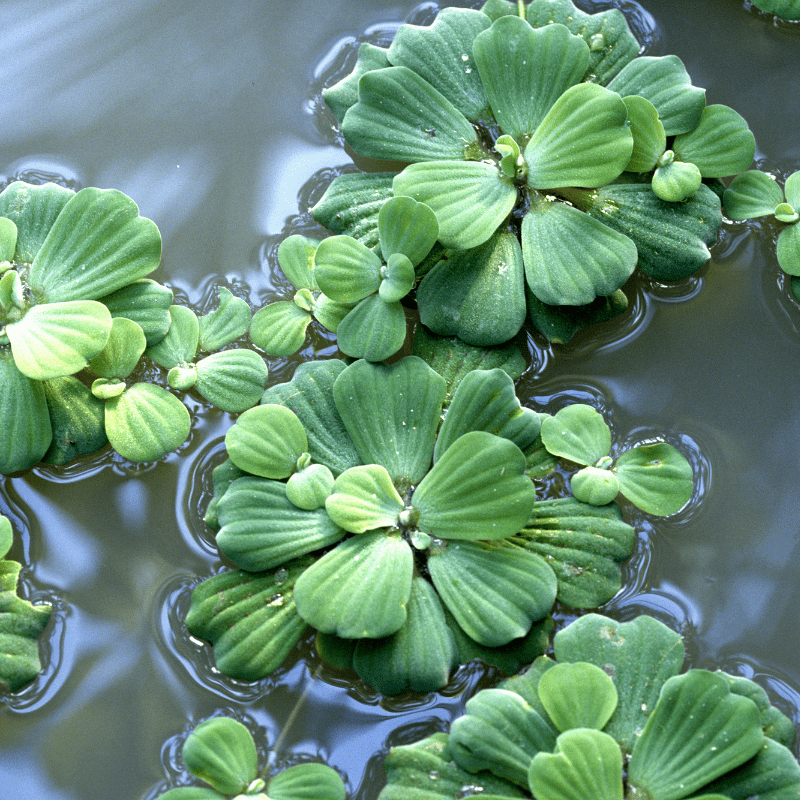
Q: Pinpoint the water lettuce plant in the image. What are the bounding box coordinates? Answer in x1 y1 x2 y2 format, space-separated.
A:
0 513 51 692
378 613 800 800
187 350 636 694
723 169 800 277
539 404 694 515
313 0 755 345
157 716 346 800
750 0 800 19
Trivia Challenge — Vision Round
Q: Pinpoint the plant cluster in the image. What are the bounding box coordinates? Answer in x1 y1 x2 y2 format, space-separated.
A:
157 716 345 800
378 613 800 800
749 0 800 19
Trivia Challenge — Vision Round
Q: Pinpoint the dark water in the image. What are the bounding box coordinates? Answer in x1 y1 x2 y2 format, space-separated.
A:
1 1 800 798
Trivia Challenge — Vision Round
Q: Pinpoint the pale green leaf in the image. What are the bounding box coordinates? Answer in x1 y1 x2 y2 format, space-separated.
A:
776 222 800 276
285 464 335 511
197 287 251 351
99 278 173 347
379 252 415 303
377 196 439 266
538 662 618 732
268 763 346 800
614 442 693 516
325 464 404 533
335 294 407 362
324 42 390 125
314 235 383 303
723 171 785 220
88 316 146 379
623 95 667 173
194 349 268 413
313 294 356 333
540 405 611 466
652 158 703 202
0 216 17 262
277 234 319 291
570 466 620 506
249 301 311 357
0 516 11 559
785 170 800 209
145 304 199 369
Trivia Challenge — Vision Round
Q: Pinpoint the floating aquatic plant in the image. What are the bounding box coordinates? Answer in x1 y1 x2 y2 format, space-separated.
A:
187 345 636 694
723 169 800 278
157 716 346 800
539 404 694 515
313 0 754 345
0 514 51 692
749 0 800 19
378 613 800 800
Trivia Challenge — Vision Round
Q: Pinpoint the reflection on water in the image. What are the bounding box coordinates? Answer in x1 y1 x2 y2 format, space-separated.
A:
1 0 800 798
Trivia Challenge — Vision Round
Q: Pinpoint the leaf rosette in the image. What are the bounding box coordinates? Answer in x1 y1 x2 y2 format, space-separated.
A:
188 352 637 694
312 0 751 344
377 613 800 800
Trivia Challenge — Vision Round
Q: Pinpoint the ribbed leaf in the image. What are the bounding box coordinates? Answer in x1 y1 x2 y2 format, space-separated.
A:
198 287 251 351
194 349 268 413
186 562 310 680
623 96 667 173
540 404 610 466
352 577 459 695
249 301 311 356
474 19 588 139
324 42 390 125
652 158 703 202
104 382 190 462
325 464 404 533
0 216 17 261
723 171 785 220
428 540 556 646
777 221 800 276
89 316 146 380
99 278 173 347
314 235 383 303
785 171 800 209
30 187 161 301
614 442 693 516
215 476 344 572
341 66 478 162
276 235 319 291
335 294 407 362
377 195 439 266
268 763 346 800
42 376 107 465
394 160 517 250
145 304 199 369
538 662 618 732
333 357 445 486
416 229 526 346
293 531 413 639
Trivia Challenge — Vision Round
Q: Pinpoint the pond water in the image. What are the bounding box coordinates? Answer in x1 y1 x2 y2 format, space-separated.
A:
1 0 800 798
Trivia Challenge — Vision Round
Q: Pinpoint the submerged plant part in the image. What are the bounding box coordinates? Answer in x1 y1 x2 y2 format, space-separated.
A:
723 169 800 277
540 404 693 515
157 716 346 800
315 0 753 344
187 349 636 694
378 613 800 800
0 514 51 692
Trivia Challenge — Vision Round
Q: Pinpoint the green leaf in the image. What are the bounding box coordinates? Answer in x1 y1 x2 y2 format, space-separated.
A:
225 404 307 479
181 717 257 796
29 187 161 301
378 195 439 266
276 234 319 291
293 531 413 639
652 158 703 202
7 300 113 380
314 235 383 303
606 55 706 136
215 475 345 575
428 539 556 646
0 516 11 559
89 316 147 379
285 463 335 511
720 673 796 747
0 216 17 262
538 662 618 732
387 7 492 121
577 182 722 282
186 562 309 681
310 173 395 250
146 304 199 369
436 369 540 460
313 295 357 333
268 763 346 800
776 222 800 276
416 229 527 346
525 83 632 189
335 294 407 362
673 105 756 178
158 787 225 799
325 464 404 533
614 442 693 516
379 252 415 303
394 160 517 250
324 42 391 125
723 171 785 220
380 733 527 800
540 405 611 466
352 576 459 695
785 170 800 209
628 670 764 799
623 96 667 173
0 181 73 263
414 431 536 541
341 66 478 162
528 728 623 800
333 357 446 486
553 614 685 752
198 287 251 351
193 349 268 413
249 301 311 357
751 0 800 17
569 466 620 506
449 688 557 786
104 382 191 462
521 198 637 306
262 360 361 476
42 376 107 465
99 278 173 347
516 497 635 607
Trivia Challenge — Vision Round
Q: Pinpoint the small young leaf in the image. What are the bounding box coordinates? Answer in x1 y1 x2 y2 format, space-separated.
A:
267 763 346 800
722 170 784 220
0 216 18 262
325 464 404 533
89 316 147 379
285 464 335 511
193 349 268 413
538 662 618 732
622 95 666 173
377 195 439 266
540 405 611 466
99 278 173 347
570 466 620 506
652 159 703 202
197 287 251 351
276 234 319 291
249 301 311 356
146 305 199 369
379 253 415 304
614 442 693 516
314 235 383 303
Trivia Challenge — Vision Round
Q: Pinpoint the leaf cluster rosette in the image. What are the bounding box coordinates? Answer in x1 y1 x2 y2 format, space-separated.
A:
187 351 636 695
723 170 800 279
157 716 346 800
0 514 52 692
377 613 800 800
312 0 755 345
539 404 694 515
250 197 441 362
0 180 166 471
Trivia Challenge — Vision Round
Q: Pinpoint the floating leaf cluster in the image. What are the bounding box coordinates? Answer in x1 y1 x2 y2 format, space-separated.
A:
157 716 345 800
378 613 800 800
